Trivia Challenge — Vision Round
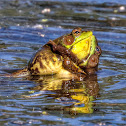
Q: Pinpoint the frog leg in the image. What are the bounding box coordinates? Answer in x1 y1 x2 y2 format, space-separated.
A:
47 40 58 52
47 40 79 64
47 40 86 79
5 67 30 77
62 56 86 76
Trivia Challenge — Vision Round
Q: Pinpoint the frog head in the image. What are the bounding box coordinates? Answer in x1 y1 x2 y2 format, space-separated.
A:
60 27 101 68
48 27 101 70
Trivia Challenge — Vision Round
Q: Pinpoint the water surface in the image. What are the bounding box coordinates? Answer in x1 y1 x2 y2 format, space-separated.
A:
0 0 126 125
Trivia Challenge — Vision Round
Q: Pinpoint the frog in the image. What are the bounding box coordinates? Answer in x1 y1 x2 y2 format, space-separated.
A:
6 27 101 79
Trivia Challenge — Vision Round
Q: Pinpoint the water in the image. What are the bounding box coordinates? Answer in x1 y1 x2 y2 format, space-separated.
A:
0 0 126 125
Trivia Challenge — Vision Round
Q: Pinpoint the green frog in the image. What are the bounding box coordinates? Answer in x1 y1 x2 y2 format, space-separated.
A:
6 27 101 79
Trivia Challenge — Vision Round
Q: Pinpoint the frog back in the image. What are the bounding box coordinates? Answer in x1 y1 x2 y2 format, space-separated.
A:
28 45 63 75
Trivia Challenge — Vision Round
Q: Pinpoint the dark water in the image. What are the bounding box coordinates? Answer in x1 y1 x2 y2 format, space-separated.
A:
0 0 126 125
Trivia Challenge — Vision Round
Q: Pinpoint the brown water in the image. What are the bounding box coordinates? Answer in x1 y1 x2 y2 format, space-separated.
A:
0 0 126 125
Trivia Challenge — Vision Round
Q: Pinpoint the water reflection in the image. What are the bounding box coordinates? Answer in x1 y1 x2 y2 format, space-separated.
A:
24 74 99 115
0 0 126 125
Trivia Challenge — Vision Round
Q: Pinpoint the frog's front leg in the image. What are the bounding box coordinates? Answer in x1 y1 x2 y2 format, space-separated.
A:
47 40 79 64
63 56 86 79
47 40 86 80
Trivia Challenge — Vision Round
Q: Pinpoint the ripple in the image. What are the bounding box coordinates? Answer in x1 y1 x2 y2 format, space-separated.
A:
0 0 126 125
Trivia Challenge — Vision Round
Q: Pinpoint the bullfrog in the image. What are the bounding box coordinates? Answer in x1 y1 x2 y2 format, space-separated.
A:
6 27 101 79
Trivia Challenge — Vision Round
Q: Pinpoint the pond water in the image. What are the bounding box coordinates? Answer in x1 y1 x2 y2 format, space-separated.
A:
0 0 126 125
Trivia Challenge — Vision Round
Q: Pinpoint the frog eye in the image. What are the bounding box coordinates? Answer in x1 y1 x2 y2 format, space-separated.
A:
74 31 80 34
72 27 82 37
62 35 74 45
95 46 101 55
96 46 99 51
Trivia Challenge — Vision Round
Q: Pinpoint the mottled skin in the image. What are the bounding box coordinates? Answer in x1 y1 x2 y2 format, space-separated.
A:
6 28 101 79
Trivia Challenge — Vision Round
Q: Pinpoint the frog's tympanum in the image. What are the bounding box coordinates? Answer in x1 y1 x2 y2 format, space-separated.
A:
6 27 101 79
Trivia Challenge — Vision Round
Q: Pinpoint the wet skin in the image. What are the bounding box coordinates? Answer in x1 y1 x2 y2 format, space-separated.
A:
6 27 101 80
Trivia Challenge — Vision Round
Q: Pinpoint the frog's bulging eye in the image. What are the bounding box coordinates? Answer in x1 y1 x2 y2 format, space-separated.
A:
96 47 99 52
62 35 74 45
74 31 80 34
72 27 82 37
95 46 101 55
